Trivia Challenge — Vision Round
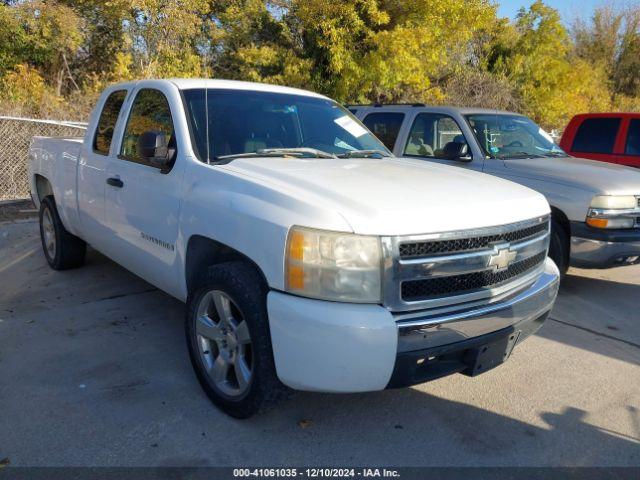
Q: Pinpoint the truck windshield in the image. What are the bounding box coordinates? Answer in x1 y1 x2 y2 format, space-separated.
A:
182 88 389 162
465 114 565 159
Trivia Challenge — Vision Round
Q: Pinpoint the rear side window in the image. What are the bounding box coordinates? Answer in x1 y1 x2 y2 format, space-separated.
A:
93 90 127 155
362 112 405 150
572 117 621 154
625 119 640 155
120 89 175 163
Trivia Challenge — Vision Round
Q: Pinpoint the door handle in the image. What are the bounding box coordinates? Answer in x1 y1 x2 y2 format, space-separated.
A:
106 177 124 188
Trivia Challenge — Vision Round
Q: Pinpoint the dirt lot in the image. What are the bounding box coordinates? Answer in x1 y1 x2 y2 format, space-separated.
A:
0 218 638 467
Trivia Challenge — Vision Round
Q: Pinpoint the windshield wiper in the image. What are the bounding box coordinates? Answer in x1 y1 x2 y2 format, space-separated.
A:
542 151 567 157
336 149 392 159
499 151 546 159
216 147 336 161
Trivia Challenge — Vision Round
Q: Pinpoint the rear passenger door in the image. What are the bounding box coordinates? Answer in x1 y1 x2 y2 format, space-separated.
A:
361 112 406 152
567 117 626 165
77 88 129 247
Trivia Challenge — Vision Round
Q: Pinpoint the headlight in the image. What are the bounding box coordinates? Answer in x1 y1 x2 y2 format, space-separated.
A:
285 226 382 303
587 195 638 229
590 195 637 209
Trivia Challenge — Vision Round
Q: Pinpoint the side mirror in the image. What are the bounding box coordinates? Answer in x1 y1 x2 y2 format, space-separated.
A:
137 131 172 169
443 141 472 162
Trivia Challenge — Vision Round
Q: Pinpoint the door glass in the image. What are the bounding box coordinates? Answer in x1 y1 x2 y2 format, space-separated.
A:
572 118 621 154
120 89 175 163
93 90 127 155
625 119 640 155
404 113 467 159
362 112 405 150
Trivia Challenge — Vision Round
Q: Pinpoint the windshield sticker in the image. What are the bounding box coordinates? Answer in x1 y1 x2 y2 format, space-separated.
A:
538 127 554 143
335 139 356 150
334 115 368 138
490 146 500 154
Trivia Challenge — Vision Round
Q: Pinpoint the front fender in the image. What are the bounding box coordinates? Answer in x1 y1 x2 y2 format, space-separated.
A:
176 159 353 299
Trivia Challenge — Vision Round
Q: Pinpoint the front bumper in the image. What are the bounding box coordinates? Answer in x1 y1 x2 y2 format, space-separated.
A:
570 221 640 268
267 258 559 393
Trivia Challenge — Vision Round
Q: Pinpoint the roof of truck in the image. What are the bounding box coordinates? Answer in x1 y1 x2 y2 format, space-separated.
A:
106 78 329 100
346 104 522 116
167 78 329 99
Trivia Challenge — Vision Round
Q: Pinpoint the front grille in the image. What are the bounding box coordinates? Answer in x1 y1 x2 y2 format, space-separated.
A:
399 222 548 259
401 251 546 302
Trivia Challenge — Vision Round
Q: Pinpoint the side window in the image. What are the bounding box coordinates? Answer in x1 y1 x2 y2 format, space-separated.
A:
93 90 127 155
572 118 621 154
120 89 175 164
404 113 467 158
362 112 405 150
625 119 640 155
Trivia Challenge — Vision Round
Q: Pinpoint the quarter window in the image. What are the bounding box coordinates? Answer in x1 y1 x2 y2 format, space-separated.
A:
625 119 640 155
572 118 621 154
120 89 175 164
404 113 467 158
93 90 127 155
362 112 405 150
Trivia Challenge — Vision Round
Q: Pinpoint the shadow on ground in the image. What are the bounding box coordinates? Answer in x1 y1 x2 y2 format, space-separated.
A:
537 273 640 365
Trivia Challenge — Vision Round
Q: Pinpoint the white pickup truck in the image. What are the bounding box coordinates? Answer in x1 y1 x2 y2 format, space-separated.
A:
29 79 559 418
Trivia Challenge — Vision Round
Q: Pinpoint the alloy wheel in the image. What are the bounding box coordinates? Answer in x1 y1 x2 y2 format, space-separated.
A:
195 290 253 398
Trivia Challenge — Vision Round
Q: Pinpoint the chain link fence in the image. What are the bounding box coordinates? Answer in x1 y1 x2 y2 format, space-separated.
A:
0 116 87 201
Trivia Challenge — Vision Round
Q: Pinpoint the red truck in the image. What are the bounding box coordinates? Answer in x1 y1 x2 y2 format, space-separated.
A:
560 113 640 168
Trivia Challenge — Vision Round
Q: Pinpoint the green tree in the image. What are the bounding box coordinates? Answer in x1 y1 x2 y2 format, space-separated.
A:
0 1 83 95
280 0 497 103
125 0 211 78
613 8 640 98
490 1 611 129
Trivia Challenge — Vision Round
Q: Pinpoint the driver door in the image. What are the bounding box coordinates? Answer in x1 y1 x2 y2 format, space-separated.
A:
401 112 483 171
104 86 185 293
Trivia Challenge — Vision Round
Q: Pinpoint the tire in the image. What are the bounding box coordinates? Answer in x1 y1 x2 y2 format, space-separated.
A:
185 261 288 418
548 219 569 277
39 196 86 270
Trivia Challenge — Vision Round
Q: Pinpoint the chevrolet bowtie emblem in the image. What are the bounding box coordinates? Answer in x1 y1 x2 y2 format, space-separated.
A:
488 245 517 271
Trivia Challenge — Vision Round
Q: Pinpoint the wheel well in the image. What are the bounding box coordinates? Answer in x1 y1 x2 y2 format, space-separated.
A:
185 235 268 294
550 206 570 238
34 174 53 203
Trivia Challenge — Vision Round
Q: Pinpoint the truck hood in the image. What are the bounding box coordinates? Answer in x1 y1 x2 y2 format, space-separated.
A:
221 156 549 236
503 156 640 195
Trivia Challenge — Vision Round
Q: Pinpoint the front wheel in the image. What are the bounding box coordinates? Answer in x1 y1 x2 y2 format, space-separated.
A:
548 219 569 277
185 262 288 418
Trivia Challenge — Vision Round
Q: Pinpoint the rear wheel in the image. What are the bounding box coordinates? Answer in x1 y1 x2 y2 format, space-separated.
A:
548 219 569 277
39 196 86 270
185 262 288 418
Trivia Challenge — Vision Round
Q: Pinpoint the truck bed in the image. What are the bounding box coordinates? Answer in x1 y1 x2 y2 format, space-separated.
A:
29 135 85 234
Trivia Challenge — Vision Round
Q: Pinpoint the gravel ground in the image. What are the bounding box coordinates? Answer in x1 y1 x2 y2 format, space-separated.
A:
0 219 638 467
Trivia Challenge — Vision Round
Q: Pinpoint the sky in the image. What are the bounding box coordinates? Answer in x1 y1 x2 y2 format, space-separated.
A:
497 0 636 21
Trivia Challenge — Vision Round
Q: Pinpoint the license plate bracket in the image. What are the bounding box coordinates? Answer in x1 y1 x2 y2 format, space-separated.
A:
464 331 521 376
